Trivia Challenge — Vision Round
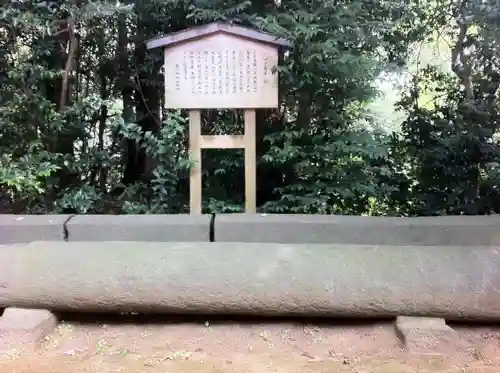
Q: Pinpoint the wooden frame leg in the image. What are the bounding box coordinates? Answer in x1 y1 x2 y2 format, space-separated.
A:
244 109 257 213
188 109 257 214
189 110 202 214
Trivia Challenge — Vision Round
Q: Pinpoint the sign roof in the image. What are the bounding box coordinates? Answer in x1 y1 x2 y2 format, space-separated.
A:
146 22 292 50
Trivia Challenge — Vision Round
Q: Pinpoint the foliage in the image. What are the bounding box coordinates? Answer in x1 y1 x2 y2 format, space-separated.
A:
1 0 500 216
396 0 500 215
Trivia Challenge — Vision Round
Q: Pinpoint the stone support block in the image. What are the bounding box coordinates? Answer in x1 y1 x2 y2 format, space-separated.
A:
0 308 57 354
395 316 458 354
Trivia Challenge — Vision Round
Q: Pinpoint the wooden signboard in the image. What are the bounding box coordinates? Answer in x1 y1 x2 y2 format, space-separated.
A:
147 23 291 214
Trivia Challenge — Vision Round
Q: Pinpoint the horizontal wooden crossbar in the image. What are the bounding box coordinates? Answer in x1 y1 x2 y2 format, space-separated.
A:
200 135 246 149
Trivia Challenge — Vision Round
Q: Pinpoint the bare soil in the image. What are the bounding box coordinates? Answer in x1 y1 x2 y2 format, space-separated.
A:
1 315 500 373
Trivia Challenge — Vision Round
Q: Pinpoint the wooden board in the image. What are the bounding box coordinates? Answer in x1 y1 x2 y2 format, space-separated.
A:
164 33 279 109
200 135 245 149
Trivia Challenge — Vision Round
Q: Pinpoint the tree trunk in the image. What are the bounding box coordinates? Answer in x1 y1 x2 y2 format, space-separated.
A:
117 11 136 187
123 6 160 185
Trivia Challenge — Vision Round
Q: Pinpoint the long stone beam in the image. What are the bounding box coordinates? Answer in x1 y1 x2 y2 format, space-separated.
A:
0 215 70 244
3 214 500 246
215 214 500 245
1 241 500 320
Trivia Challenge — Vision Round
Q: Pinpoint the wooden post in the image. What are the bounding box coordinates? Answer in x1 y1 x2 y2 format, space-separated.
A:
189 110 202 214
244 110 257 213
146 23 291 215
189 109 256 214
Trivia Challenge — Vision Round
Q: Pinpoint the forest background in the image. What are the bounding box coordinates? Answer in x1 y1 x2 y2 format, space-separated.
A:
1 0 499 216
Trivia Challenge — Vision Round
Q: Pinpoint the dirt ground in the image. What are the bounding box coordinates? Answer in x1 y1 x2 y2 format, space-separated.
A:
1 314 500 373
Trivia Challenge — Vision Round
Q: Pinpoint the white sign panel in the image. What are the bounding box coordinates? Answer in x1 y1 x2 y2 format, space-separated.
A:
163 33 279 109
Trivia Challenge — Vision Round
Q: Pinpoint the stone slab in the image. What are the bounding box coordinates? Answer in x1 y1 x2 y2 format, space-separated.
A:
0 215 70 244
0 308 57 353
395 316 458 354
66 214 211 242
214 214 500 245
1 242 500 320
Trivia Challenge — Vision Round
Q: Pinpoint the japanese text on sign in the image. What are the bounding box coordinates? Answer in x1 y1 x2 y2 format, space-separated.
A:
179 48 265 96
163 34 279 109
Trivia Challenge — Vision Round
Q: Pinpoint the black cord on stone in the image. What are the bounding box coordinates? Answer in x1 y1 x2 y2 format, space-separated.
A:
209 213 216 242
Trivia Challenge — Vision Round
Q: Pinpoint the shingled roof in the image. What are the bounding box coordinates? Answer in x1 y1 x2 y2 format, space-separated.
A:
146 22 292 50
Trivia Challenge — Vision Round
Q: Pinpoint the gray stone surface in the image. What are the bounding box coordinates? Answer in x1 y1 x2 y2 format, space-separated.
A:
395 316 458 353
66 214 211 242
1 242 500 320
0 215 70 244
214 213 500 245
0 308 57 353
